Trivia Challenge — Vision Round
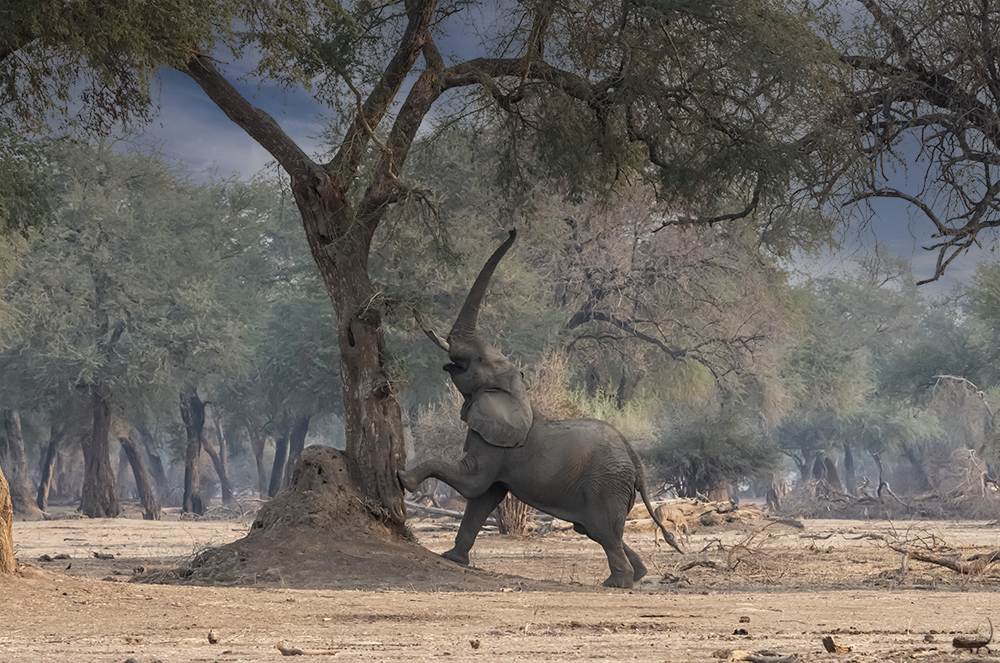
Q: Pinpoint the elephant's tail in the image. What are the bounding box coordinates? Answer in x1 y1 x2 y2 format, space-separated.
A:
629 443 684 554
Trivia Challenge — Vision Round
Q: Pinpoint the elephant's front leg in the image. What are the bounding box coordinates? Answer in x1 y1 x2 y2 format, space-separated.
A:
398 454 496 500
443 483 508 566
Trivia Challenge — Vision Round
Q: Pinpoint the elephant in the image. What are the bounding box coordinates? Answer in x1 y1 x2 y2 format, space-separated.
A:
399 229 683 589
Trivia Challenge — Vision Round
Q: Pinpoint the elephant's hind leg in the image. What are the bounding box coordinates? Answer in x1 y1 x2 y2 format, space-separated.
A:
444 483 508 566
623 543 647 582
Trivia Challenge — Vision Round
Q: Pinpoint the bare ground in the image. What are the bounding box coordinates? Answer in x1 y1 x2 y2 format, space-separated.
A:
5 511 1000 663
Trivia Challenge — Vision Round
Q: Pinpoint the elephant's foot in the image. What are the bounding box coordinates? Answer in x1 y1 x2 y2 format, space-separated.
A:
602 573 635 589
442 548 470 566
397 468 421 493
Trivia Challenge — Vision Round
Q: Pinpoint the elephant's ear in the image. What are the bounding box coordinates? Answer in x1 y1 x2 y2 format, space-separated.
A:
465 388 532 448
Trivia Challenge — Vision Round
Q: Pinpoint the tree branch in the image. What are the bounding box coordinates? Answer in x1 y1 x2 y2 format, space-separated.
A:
182 55 314 176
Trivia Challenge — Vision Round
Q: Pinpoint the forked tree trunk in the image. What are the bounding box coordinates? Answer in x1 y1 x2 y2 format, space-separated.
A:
137 427 170 505
296 200 406 528
204 405 234 503
0 462 14 573
1 410 43 520
79 391 120 518
36 423 65 511
268 428 290 498
179 387 206 515
282 416 310 490
119 435 161 520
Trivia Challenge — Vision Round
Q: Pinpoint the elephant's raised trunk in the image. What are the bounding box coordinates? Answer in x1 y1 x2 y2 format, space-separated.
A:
449 230 517 340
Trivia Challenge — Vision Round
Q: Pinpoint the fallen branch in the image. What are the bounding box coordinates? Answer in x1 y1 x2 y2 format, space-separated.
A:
729 650 798 662
678 560 720 572
822 635 853 654
893 547 1000 574
276 642 339 656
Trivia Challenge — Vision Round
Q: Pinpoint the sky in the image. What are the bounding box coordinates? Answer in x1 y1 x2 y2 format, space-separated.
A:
133 37 997 300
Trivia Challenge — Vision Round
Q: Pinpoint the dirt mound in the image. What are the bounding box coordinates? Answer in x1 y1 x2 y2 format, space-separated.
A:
137 445 581 592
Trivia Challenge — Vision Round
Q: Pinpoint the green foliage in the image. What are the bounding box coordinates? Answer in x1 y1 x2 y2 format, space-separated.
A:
0 141 253 417
647 403 780 497
0 0 353 132
0 128 52 239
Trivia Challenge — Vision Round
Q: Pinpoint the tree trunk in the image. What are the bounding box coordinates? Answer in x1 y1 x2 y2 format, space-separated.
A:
242 421 269 499
843 442 856 495
269 428 290 498
1 409 43 520
119 435 161 520
137 427 171 505
179 387 206 515
36 423 64 512
282 416 310 490
296 200 406 529
203 406 234 504
79 390 120 518
116 444 134 499
902 444 935 492
210 405 233 502
0 461 15 573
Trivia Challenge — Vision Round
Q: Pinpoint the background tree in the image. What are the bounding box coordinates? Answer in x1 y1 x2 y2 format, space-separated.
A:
2 0 850 529
821 0 1000 283
0 142 252 516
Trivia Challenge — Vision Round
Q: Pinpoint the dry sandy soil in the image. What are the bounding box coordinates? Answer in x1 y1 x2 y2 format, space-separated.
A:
5 507 1000 663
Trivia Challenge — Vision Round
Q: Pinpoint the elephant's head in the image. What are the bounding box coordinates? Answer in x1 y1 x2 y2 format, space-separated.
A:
426 230 533 448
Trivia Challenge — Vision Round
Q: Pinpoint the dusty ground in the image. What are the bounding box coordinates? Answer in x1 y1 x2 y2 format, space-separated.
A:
5 508 1000 663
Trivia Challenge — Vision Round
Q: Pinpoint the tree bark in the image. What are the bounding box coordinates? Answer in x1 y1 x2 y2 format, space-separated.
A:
203 406 234 503
36 423 64 511
79 390 120 518
1 409 43 520
0 461 14 573
118 435 161 520
282 415 310 490
179 387 207 515
269 427 290 498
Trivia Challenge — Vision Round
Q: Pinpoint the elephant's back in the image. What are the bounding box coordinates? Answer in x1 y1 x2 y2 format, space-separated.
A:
523 417 636 476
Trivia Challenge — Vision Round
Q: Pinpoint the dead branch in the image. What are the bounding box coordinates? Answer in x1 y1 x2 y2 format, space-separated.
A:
276 641 339 656
728 650 798 663
678 560 720 572
892 547 1000 574
822 635 854 654
843 533 885 541
405 501 498 527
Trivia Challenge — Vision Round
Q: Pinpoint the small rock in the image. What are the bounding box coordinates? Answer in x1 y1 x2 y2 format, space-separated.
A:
208 629 220 644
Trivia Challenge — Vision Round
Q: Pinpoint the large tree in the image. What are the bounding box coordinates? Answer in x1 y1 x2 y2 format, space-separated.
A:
819 0 1000 283
3 0 844 528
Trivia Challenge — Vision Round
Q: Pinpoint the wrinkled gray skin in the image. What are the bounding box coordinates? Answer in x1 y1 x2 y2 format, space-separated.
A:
399 230 683 589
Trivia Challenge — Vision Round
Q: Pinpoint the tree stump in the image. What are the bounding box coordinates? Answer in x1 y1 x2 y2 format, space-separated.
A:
496 494 531 536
